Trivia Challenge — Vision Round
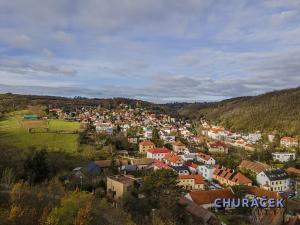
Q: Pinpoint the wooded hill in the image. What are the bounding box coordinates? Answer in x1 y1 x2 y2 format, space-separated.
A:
168 87 300 135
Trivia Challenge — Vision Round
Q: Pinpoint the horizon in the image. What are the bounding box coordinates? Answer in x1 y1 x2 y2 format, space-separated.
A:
1 85 298 104
1 1 300 102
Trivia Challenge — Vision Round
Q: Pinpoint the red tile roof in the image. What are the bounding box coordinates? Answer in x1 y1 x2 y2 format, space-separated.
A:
208 141 227 148
164 153 183 164
154 160 171 169
189 189 234 205
139 140 155 146
148 147 171 154
179 175 204 184
239 160 270 174
287 167 300 176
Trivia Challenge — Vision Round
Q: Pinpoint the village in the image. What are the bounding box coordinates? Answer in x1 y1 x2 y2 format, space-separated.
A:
48 103 300 225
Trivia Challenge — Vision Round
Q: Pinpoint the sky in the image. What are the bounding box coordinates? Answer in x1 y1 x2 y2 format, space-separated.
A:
1 0 300 103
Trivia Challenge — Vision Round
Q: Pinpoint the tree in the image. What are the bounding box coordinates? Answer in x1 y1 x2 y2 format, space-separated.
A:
23 150 49 184
124 170 186 223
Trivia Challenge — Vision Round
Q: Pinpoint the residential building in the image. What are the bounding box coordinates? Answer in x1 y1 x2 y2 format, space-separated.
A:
171 165 190 175
197 152 216 165
238 160 271 174
256 169 290 192
185 189 234 209
107 175 136 200
178 175 205 190
146 148 172 161
130 158 154 170
139 140 155 153
197 164 215 181
172 141 187 153
153 160 171 170
207 141 228 154
280 137 298 148
272 152 296 162
214 165 252 186
163 153 184 166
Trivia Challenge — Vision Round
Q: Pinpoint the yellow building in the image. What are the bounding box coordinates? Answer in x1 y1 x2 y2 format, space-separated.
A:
178 175 205 190
107 175 136 200
139 140 155 153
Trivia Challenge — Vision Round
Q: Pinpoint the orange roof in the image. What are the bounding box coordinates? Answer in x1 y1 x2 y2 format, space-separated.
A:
281 137 298 142
245 186 282 200
164 153 182 163
139 140 155 146
239 160 270 174
287 167 300 176
173 141 186 146
208 141 227 148
179 175 204 184
147 148 171 154
154 160 171 170
189 189 234 205
231 172 252 185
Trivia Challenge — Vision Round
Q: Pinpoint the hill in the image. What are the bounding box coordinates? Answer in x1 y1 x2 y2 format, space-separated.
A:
171 87 300 135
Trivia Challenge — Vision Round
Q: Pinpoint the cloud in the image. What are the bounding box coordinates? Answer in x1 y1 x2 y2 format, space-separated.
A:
0 58 77 77
0 0 300 102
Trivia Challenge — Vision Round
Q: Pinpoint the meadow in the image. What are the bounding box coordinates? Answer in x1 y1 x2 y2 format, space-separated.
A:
0 110 80 152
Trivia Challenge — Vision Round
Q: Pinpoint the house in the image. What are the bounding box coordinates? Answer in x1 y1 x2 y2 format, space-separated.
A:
163 153 184 166
214 165 252 186
171 165 190 175
107 175 136 200
197 164 215 181
238 160 271 174
94 159 129 172
180 154 196 162
207 141 228 154
130 158 154 170
172 141 187 153
161 135 176 143
185 161 199 174
185 189 234 209
153 160 171 170
128 137 138 144
139 140 155 153
256 169 290 192
178 175 205 190
280 137 298 148
95 122 113 134
272 152 296 162
178 197 220 225
197 152 215 165
146 148 172 161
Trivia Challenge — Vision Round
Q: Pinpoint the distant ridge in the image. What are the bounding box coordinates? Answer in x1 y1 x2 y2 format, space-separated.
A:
1 86 300 135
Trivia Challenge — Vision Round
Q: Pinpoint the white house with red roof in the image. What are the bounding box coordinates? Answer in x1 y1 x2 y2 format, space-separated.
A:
146 148 172 161
207 141 228 154
163 153 184 166
280 137 298 148
197 152 215 165
153 160 171 170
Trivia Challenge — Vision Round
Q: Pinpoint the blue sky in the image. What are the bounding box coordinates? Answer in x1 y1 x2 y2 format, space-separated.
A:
1 0 300 102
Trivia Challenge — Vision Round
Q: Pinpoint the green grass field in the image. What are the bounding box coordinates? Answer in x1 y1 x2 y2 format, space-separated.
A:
0 111 80 152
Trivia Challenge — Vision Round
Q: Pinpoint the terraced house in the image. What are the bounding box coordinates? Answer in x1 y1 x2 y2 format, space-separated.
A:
213 165 252 186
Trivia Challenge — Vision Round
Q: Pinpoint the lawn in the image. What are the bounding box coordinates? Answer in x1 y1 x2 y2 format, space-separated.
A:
0 111 80 152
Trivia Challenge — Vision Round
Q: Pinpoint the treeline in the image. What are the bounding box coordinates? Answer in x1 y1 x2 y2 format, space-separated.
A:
0 93 164 117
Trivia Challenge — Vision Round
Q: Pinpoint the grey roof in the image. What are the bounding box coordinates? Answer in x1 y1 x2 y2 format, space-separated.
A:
264 169 289 181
